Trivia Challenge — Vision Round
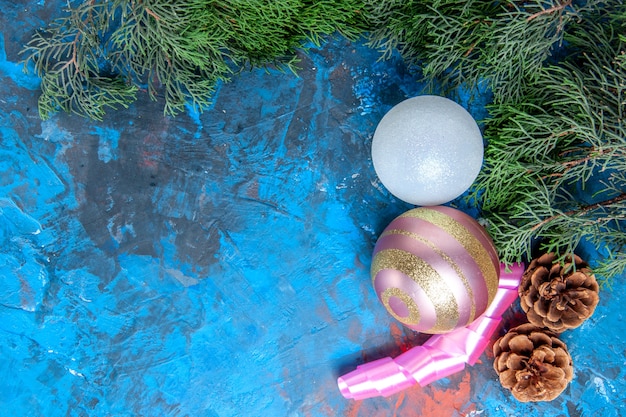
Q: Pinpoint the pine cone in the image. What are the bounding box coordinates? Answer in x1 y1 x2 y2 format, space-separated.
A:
493 323 573 402
519 253 599 332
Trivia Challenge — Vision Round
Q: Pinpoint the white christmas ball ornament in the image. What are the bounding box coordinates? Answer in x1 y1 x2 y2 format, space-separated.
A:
371 95 484 206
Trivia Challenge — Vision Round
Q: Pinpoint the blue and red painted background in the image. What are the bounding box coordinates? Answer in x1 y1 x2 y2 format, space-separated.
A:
1 2 625 416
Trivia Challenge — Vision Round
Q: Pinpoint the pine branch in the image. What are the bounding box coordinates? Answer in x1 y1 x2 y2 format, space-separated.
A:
530 193 626 232
22 0 368 119
526 0 573 22
22 1 137 120
364 0 591 102
472 2 626 281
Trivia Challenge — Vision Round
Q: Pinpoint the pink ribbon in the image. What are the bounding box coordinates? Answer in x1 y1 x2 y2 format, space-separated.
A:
337 263 524 400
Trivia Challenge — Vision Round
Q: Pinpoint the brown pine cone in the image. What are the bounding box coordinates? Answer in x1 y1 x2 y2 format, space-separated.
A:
519 253 600 332
493 323 573 402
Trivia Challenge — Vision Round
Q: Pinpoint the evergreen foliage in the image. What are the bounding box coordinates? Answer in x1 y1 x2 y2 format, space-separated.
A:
22 0 367 120
477 4 626 283
366 0 626 283
365 0 594 102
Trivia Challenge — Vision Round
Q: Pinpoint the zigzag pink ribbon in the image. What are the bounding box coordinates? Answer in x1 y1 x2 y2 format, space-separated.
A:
337 263 524 400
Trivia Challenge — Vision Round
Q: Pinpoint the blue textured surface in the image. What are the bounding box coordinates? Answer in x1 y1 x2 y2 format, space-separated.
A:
1 2 625 416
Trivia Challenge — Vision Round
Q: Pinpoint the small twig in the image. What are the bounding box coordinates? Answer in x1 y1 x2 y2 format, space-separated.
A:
145 8 161 21
58 31 81 73
540 172 564 181
527 0 573 22
464 42 476 57
561 154 596 169
531 193 626 231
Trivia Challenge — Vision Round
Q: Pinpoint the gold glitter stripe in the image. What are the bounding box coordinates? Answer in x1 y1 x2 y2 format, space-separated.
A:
381 287 421 325
380 228 476 324
399 209 499 303
372 248 459 333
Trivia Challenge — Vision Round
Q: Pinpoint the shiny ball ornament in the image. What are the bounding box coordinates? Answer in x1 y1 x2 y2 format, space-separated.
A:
371 95 484 206
371 206 500 334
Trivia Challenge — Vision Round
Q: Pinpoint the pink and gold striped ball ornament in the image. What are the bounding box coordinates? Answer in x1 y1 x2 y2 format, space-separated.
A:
371 206 500 334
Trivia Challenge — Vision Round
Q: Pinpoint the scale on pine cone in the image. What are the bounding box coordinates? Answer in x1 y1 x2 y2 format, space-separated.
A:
493 323 574 402
519 253 600 332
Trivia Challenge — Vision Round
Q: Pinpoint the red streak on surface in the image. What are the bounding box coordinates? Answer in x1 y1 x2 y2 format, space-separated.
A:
139 133 161 169
400 372 474 416
389 322 412 353
341 372 475 416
